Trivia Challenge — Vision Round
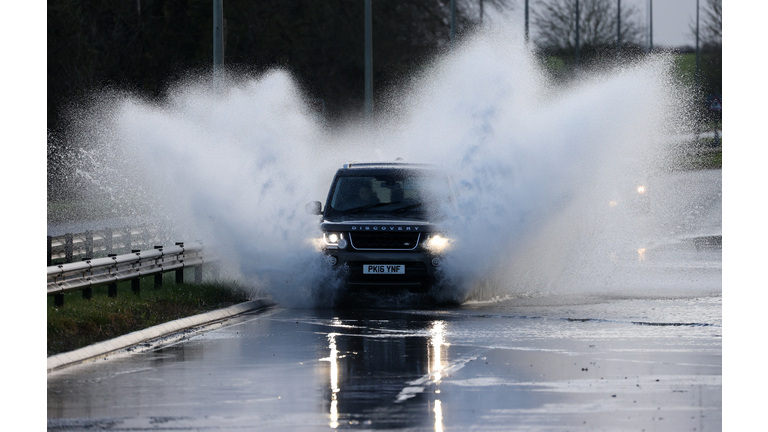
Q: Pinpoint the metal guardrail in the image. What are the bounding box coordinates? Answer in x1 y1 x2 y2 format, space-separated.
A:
47 225 173 265
47 242 208 307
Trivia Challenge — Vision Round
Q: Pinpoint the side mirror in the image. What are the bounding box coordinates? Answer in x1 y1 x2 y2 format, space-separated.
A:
305 201 322 215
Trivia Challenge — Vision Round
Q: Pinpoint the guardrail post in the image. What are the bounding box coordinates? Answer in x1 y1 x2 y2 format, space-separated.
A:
107 253 118 297
105 228 113 255
54 293 64 307
154 245 163 289
85 230 93 258
64 233 74 263
175 242 184 284
82 256 93 299
47 236 53 266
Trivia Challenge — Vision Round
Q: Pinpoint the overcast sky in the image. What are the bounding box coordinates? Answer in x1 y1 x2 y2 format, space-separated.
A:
627 0 700 47
502 0 703 48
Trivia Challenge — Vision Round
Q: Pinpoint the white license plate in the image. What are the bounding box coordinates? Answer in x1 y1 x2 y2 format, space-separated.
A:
363 264 405 275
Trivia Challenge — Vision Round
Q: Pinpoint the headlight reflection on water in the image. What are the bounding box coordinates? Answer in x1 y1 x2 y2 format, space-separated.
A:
321 333 341 428
429 321 448 382
434 399 444 432
429 321 448 432
323 322 449 429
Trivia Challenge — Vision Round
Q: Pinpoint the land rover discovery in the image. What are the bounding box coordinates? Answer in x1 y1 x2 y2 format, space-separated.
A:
306 162 457 293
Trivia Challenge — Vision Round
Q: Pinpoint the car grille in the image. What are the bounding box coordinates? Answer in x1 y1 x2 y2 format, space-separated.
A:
349 232 421 250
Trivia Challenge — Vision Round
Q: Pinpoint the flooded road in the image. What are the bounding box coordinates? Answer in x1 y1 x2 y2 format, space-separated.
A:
47 169 722 431
48 295 721 431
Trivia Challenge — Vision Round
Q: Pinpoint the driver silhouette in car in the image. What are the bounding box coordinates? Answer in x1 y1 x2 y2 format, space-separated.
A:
355 183 379 207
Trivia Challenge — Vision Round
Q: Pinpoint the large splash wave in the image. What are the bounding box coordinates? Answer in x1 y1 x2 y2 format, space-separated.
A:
59 25 717 307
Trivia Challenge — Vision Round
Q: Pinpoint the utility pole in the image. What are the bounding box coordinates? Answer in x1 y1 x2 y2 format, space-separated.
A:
695 0 701 143
695 0 700 91
213 0 223 83
650 0 653 50
451 0 456 42
617 0 621 57
364 0 373 121
647 0 653 52
693 0 703 144
525 0 529 46
575 0 580 66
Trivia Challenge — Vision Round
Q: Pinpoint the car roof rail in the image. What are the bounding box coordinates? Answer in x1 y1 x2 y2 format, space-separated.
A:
342 162 436 169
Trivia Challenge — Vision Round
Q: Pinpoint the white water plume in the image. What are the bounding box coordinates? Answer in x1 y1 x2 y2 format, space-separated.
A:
61 26 715 307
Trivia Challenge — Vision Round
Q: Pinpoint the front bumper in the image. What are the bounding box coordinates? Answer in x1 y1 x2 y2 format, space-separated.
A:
326 249 440 292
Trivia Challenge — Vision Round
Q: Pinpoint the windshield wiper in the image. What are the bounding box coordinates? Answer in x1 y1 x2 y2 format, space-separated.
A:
341 201 400 215
391 203 424 214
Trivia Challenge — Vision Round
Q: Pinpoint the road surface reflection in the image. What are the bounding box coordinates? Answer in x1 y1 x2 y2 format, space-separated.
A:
48 300 721 431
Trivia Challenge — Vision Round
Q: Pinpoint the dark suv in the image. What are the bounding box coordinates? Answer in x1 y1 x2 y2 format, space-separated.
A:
306 162 457 293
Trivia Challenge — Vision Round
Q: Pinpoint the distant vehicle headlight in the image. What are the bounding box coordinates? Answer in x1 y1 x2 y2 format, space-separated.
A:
424 234 451 253
637 185 647 194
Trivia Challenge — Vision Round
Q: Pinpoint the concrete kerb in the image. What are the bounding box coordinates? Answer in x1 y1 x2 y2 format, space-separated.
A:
47 298 276 373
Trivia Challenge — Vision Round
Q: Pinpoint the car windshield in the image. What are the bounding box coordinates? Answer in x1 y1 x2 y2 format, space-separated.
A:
326 172 454 219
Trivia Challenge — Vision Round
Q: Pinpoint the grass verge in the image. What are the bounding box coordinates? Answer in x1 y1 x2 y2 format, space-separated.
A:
672 149 722 171
47 273 254 356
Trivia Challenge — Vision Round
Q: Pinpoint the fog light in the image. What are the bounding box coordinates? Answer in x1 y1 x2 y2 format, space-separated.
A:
326 255 338 265
431 257 441 267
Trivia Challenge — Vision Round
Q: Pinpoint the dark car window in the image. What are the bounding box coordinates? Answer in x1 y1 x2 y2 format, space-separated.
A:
327 172 455 218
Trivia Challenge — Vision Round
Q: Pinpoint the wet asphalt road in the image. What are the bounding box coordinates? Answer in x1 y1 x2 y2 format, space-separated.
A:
47 295 721 431
47 170 722 431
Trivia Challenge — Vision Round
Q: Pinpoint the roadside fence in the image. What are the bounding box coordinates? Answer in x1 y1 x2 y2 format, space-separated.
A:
47 225 169 266
47 241 210 307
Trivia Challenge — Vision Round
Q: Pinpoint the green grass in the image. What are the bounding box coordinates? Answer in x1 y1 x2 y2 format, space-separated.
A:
673 53 697 88
47 272 255 356
670 149 722 171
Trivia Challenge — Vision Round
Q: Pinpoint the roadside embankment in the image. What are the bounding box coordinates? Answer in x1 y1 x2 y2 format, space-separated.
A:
47 277 269 357
47 297 275 373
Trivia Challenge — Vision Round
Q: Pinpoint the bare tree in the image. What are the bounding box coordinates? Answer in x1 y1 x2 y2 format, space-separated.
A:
531 0 643 53
691 0 721 49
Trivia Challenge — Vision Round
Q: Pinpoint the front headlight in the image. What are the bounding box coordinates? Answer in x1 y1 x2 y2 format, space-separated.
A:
324 232 347 249
424 234 451 253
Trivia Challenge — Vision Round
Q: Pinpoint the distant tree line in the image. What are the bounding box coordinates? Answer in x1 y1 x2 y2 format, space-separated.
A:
48 0 721 148
528 0 720 100
531 0 645 63
48 0 510 135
